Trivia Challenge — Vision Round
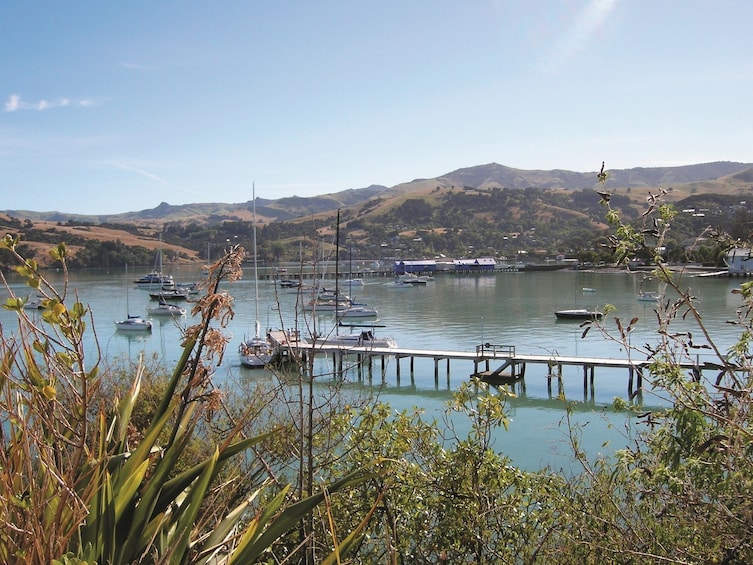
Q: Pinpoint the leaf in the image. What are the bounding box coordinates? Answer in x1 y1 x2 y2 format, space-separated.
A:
229 470 380 564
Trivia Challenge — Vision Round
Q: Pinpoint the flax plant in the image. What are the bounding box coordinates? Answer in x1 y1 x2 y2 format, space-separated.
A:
0 236 381 564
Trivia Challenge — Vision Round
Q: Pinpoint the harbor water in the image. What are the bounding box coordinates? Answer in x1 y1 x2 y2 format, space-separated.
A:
1 266 745 471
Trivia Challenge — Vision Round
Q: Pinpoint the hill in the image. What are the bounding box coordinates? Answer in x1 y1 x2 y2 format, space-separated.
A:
2 161 753 268
3 161 751 225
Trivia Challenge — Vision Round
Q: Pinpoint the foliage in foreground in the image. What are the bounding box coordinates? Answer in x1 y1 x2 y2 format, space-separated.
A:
3 161 753 563
0 237 380 564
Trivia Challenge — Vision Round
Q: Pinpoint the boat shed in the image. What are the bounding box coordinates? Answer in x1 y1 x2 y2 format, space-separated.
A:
453 257 497 273
725 248 753 276
394 260 437 275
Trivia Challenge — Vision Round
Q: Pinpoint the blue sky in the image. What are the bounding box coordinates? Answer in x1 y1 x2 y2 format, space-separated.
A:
2 1 751 215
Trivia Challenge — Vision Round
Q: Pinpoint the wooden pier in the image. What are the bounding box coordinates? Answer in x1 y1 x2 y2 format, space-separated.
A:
267 332 729 397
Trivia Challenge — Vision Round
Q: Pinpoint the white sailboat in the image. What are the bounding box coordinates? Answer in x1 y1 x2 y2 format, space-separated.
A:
147 295 187 317
239 184 274 368
116 264 153 332
133 234 174 289
338 244 377 318
315 211 396 347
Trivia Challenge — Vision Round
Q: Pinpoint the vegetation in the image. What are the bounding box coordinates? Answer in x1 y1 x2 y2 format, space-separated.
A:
3 172 747 270
0 237 380 564
2 164 753 562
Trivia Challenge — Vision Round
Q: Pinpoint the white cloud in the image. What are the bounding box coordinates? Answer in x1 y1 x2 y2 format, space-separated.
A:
4 93 95 112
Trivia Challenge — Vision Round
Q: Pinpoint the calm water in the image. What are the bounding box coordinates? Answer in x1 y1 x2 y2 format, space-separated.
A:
1 266 745 471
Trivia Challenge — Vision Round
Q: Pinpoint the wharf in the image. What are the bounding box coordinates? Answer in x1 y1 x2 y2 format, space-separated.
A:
267 332 729 397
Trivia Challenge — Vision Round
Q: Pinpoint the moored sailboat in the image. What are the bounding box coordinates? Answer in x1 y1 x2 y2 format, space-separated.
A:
239 183 274 368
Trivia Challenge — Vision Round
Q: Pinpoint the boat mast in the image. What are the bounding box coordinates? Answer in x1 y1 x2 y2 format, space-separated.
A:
253 183 261 340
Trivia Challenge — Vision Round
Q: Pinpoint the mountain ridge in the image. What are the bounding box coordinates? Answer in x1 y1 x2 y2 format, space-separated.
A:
4 161 752 224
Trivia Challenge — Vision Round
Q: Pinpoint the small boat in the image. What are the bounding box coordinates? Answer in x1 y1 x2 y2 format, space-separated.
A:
117 264 152 332
637 290 660 302
304 297 352 312
115 314 153 331
315 329 398 349
239 326 273 368
343 278 365 286
149 289 189 300
239 184 274 369
147 296 186 317
280 278 302 288
23 295 45 309
338 304 378 318
385 279 415 289
582 287 596 293
397 273 429 285
175 281 200 295
554 309 603 320
133 271 175 287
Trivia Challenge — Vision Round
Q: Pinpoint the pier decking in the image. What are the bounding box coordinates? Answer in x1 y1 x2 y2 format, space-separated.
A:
267 332 729 397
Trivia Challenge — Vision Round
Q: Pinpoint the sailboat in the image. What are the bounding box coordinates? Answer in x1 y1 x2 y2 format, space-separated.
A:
116 264 153 332
239 184 274 368
314 212 395 348
554 273 602 320
338 244 377 318
147 295 187 317
134 234 175 292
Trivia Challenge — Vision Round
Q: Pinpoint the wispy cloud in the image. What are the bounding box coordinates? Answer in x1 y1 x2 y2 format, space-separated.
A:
541 0 618 73
111 162 169 184
4 93 94 112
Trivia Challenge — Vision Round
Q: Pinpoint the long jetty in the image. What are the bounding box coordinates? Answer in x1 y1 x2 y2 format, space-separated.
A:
268 332 728 397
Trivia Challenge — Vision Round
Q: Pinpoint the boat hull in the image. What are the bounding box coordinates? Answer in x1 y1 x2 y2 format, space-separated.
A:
555 309 602 320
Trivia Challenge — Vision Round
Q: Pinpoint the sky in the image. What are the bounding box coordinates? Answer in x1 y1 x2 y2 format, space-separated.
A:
2 1 752 215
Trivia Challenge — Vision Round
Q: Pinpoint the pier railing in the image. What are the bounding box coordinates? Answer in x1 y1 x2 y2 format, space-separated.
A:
476 343 515 358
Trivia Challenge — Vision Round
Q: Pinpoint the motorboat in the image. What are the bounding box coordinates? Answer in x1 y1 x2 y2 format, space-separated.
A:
134 271 175 287
149 288 189 300
314 329 397 349
554 309 603 320
397 273 429 285
637 291 660 302
134 236 175 288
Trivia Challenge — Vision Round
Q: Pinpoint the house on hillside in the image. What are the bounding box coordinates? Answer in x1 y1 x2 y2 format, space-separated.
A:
453 257 497 273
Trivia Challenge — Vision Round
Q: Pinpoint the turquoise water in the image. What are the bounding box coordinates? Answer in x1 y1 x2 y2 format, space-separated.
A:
2 266 744 471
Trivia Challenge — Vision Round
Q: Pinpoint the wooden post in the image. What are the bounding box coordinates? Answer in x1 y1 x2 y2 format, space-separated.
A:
583 365 588 395
628 367 634 396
